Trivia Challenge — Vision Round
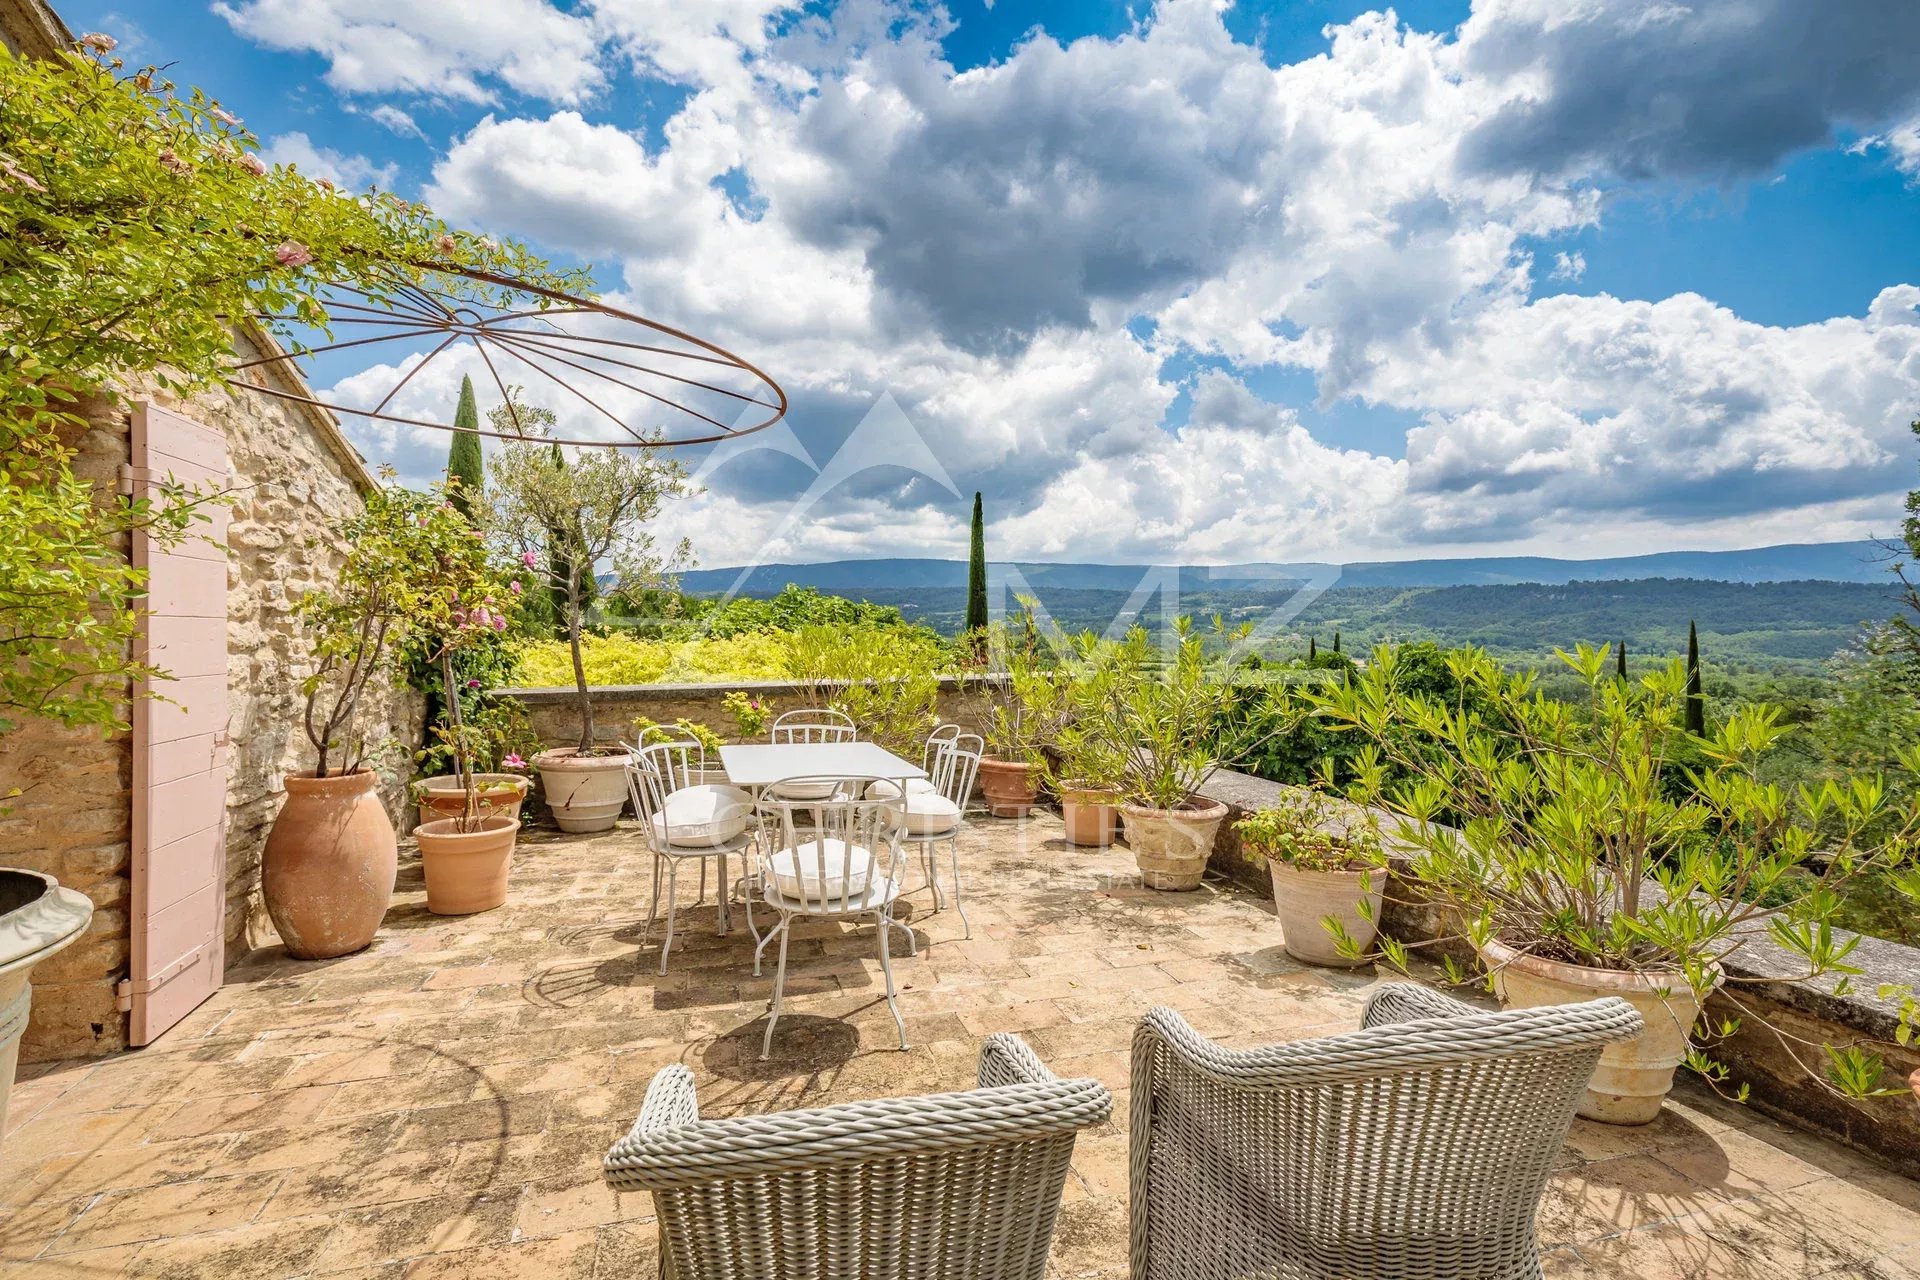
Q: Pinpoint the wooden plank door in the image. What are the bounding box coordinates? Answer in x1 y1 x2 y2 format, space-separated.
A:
125 403 230 1046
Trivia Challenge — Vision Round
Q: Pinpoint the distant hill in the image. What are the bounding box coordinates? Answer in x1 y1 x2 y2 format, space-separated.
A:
676 540 1895 595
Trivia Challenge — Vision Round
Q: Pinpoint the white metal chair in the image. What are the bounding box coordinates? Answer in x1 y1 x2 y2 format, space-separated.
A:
625 738 756 975
871 730 982 937
751 778 912 1057
767 709 858 801
866 722 960 800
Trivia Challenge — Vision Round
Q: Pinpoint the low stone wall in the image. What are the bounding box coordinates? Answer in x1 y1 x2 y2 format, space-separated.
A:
1196 768 1920 1179
499 675 1001 752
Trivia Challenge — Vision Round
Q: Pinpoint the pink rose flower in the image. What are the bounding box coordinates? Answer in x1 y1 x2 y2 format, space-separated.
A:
521 551 537 568
77 32 116 52
466 679 481 689
492 615 507 632
238 153 267 177
509 580 522 596
212 108 240 127
157 148 192 177
435 234 456 254
275 241 312 268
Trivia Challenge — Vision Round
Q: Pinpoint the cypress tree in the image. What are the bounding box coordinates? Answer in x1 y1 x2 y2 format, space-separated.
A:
446 375 483 521
1308 636 1318 661
1332 631 1341 655
964 492 988 639
1616 639 1627 681
1684 620 1705 734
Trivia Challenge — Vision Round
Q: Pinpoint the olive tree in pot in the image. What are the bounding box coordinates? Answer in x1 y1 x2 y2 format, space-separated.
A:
1085 620 1272 890
1045 633 1131 847
1307 642 1920 1124
487 413 691 832
264 479 471 959
409 535 526 915
1236 790 1387 967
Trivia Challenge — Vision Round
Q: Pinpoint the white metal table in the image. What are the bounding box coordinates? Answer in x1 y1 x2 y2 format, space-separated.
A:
717 741 926 789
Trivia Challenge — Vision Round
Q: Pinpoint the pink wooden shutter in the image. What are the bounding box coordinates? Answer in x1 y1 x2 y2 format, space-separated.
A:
125 403 230 1046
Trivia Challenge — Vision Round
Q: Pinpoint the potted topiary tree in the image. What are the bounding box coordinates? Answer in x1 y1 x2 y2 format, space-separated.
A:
1307 641 1920 1124
407 532 525 915
486 405 692 832
264 477 467 959
1236 789 1387 967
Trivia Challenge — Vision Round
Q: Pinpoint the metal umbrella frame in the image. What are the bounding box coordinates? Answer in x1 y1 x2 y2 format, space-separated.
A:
232 263 787 448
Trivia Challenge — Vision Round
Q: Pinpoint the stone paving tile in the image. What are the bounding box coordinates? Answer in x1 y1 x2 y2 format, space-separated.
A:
1 813 1915 1276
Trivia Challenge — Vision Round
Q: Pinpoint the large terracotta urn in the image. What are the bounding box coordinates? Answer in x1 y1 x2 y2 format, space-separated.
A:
1481 937 1719 1125
262 770 399 960
0 868 92 1146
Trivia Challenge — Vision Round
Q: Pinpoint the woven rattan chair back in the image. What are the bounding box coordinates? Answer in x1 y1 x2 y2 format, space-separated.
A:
1129 984 1644 1280
606 1034 1113 1280
770 708 857 743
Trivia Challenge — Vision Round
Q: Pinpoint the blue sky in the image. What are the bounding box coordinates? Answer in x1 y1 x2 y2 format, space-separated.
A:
66 0 1920 565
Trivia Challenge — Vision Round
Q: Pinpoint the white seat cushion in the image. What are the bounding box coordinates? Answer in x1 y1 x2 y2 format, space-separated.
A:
768 839 874 901
901 792 961 836
650 784 751 848
865 778 936 799
771 778 839 800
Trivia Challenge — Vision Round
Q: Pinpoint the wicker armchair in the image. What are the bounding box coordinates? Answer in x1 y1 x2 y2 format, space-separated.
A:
606 1034 1113 1279
1129 983 1644 1280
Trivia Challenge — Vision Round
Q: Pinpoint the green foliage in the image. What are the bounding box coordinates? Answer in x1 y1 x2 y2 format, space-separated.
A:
0 40 564 740
446 376 483 522
630 716 723 752
513 630 793 686
685 586 912 638
788 623 944 753
965 491 988 641
486 416 692 753
0 462 204 734
1304 640 1920 1098
1235 789 1384 873
723 689 773 738
296 477 504 776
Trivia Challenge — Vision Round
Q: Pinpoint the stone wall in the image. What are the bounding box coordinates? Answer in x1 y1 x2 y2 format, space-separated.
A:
0 396 137 1060
1196 768 1920 1179
4 335 420 1063
500 675 1001 753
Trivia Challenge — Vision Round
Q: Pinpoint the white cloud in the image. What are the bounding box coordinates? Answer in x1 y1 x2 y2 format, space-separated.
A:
293 0 1920 564
214 0 604 104
259 131 397 189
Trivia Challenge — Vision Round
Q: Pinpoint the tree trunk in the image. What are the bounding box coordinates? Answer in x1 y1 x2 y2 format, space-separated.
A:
569 568 595 755
442 648 476 829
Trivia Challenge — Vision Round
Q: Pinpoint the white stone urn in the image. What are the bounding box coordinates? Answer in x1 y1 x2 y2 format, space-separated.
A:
1 868 93 1143
1480 937 1719 1125
533 749 632 833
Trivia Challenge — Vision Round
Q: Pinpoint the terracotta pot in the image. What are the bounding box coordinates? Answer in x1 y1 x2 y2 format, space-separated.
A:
978 758 1039 817
534 749 631 832
415 773 530 827
416 815 520 915
1481 937 1720 1125
0 868 92 1146
263 770 399 960
1268 862 1383 967
1059 782 1121 847
1120 798 1229 890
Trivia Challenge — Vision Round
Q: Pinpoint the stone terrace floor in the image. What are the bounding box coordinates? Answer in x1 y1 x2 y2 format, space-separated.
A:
4 814 1919 1279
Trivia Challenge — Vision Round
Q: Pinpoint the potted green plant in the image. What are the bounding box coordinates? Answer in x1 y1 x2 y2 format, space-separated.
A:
1236 790 1387 967
977 618 1071 818
486 402 692 832
410 552 525 915
1044 633 1129 846
1307 642 1920 1124
414 698 538 826
264 478 461 959
1085 620 1265 889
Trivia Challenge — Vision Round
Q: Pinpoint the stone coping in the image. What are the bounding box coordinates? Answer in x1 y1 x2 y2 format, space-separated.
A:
1196 767 1920 1176
498 673 1004 705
